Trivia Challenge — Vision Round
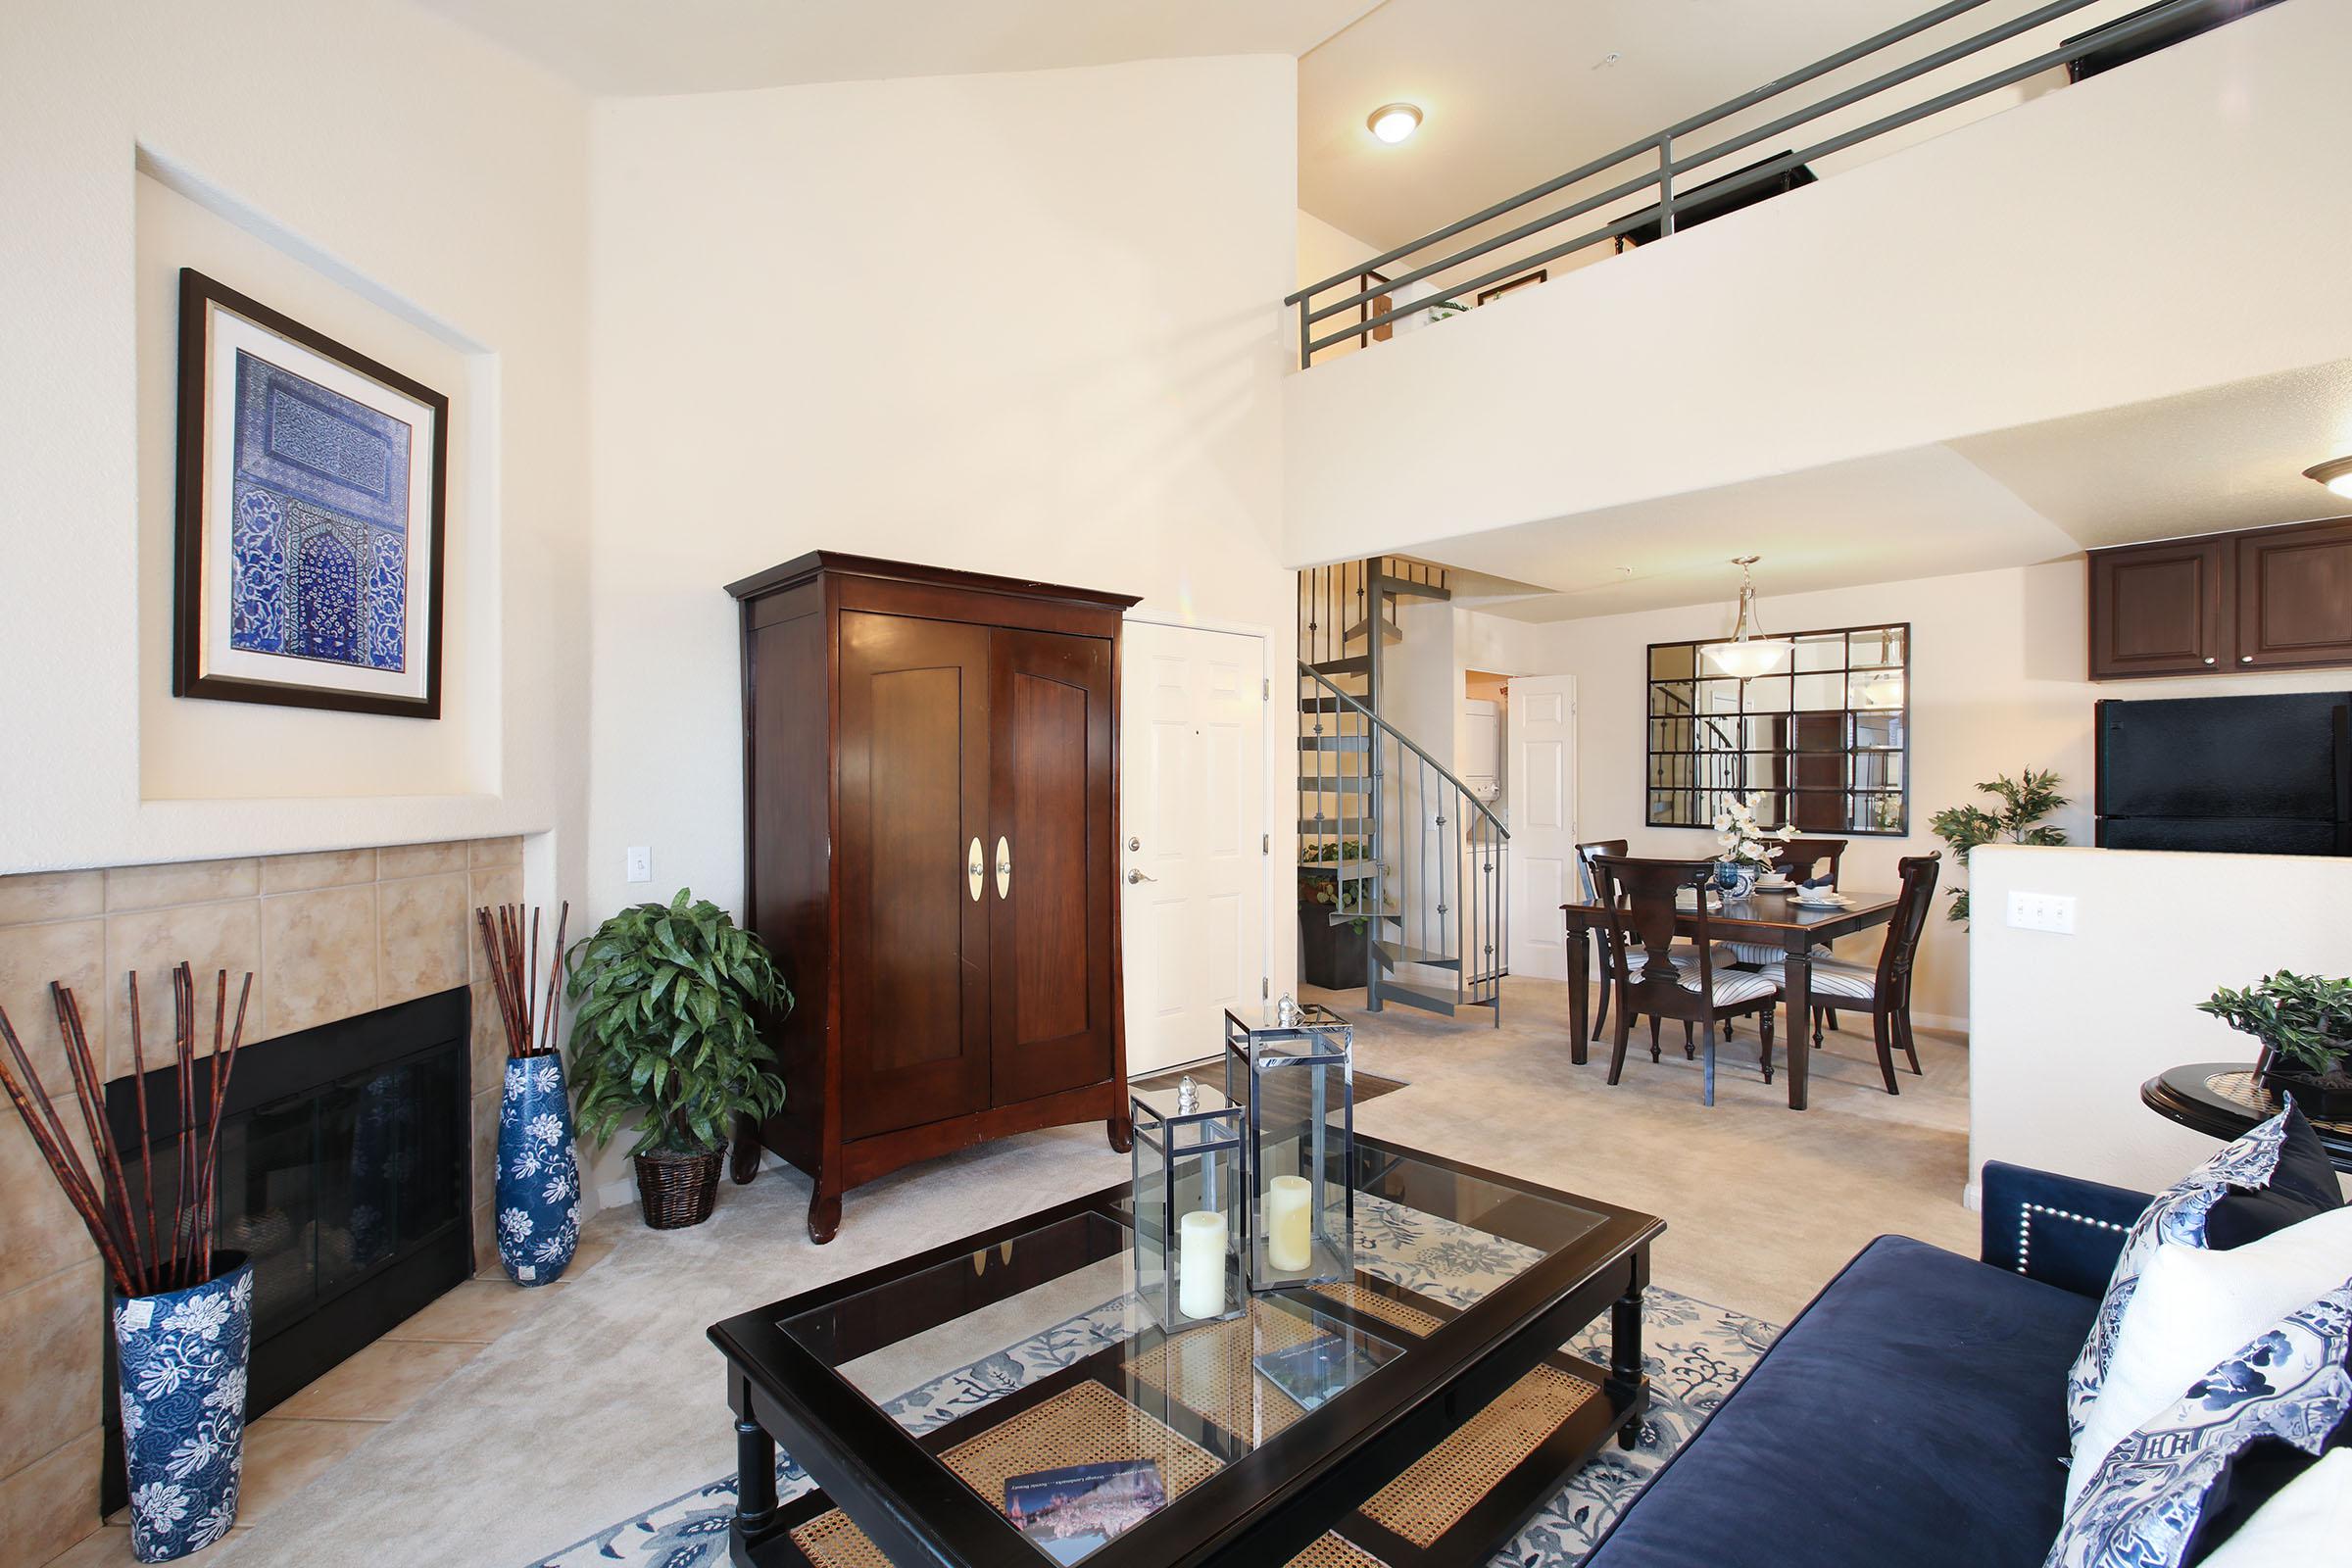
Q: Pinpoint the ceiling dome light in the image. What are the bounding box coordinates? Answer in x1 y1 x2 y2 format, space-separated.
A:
1367 103 1423 144
2305 456 2352 499
1701 557 1794 680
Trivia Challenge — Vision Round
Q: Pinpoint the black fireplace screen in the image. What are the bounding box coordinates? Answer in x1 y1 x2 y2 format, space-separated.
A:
102 987 471 1511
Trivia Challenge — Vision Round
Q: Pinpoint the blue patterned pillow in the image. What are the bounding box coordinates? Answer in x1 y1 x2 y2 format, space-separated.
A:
2045 1284 2351 1568
2067 1108 2329 1445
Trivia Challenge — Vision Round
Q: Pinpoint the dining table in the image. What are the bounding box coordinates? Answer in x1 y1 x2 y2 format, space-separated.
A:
1559 887 1903 1110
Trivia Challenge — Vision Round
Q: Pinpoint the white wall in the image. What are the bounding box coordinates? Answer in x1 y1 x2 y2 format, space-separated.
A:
1970 844 2352 1200
1509 557 2352 1029
0 0 590 891
1284 0 2352 566
585 58 1299 1189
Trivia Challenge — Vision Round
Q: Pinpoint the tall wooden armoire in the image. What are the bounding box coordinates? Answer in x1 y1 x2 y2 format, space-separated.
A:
724 553 1139 1243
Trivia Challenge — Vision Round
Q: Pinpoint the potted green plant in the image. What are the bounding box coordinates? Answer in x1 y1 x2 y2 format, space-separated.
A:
2198 970 2352 1119
1929 767 2067 925
565 889 790 1229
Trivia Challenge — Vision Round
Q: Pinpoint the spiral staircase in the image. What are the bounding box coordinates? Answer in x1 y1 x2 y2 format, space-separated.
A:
1298 558 1507 1022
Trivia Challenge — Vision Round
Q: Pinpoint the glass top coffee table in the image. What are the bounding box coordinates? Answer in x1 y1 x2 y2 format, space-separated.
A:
709 1136 1662 1568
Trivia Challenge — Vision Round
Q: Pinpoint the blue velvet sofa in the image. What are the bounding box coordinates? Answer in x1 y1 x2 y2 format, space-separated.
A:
1586 1162 2154 1568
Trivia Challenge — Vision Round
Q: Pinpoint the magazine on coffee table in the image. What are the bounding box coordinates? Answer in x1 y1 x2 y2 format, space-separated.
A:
1003 1459 1168 1564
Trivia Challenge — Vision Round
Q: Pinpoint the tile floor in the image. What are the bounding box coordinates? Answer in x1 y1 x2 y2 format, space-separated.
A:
44 1228 620 1566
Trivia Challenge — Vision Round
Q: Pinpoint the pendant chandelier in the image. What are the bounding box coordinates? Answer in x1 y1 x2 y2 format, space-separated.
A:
1701 557 1793 679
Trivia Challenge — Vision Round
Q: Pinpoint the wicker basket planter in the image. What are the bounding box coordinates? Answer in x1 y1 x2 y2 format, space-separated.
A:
634 1146 724 1229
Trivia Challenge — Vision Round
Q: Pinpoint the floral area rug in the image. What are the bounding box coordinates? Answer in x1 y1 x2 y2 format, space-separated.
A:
530 1198 1780 1568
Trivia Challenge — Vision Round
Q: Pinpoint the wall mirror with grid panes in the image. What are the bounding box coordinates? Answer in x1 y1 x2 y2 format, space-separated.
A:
1645 623 1909 835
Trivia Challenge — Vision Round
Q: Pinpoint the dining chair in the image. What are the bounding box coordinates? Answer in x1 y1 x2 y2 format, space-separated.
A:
1572 838 1726 1041
1591 856 1778 1107
1725 836 1850 966
1755 852 1940 1096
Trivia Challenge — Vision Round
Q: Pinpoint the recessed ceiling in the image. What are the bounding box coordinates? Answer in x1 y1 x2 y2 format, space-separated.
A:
413 0 1385 95
1413 360 2352 621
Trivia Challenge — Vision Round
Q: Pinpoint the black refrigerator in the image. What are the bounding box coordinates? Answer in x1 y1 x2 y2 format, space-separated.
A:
2095 691 2352 855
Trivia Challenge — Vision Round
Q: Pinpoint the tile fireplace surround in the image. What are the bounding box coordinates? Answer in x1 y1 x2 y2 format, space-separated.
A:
0 837 522 1563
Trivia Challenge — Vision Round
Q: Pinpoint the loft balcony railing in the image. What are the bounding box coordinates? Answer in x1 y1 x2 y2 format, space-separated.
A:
1285 0 2271 368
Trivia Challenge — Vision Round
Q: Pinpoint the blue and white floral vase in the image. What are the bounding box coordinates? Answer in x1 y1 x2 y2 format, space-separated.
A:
114 1254 253 1562
1714 861 1756 899
495 1053 582 1286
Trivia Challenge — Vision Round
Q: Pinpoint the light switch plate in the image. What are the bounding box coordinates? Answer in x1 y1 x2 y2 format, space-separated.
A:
625 846 651 884
2004 890 2076 934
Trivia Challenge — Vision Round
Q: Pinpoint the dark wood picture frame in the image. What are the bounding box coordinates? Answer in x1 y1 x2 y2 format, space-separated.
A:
1357 269 1394 347
172 268 449 719
1476 269 1548 305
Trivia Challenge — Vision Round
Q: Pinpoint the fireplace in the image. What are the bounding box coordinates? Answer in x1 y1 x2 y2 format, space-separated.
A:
100 987 473 1512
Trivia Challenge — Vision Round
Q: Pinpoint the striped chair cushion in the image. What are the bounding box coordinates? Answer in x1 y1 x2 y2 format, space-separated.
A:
1623 942 1735 976
1755 959 1877 1002
1726 940 1837 966
1622 963 1777 1006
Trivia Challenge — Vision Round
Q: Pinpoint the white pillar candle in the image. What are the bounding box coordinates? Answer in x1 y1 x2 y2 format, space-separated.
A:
1177 1208 1226 1319
1266 1174 1314 1273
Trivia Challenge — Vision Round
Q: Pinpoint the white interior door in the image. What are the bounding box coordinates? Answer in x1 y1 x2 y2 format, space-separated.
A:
1121 622 1267 1075
1507 675 1577 981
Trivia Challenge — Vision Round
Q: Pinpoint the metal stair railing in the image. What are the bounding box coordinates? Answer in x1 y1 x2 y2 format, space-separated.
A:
1299 659 1508 1022
1285 0 2257 367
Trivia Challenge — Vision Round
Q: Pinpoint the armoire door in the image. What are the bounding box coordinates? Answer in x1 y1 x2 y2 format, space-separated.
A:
837 611 993 1139
987 626 1115 1105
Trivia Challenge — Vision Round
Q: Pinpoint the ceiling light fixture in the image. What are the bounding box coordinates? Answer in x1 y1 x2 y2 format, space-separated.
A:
1367 103 1423 144
1701 557 1794 679
2305 456 2352 499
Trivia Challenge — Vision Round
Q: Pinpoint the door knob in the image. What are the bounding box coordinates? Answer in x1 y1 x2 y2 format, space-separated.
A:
995 836 1012 900
966 838 984 902
1127 869 1156 884
2203 657 2216 665
2240 655 2254 663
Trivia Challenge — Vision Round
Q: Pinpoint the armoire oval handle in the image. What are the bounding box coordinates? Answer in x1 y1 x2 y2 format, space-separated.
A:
995 836 1012 901
966 838 985 903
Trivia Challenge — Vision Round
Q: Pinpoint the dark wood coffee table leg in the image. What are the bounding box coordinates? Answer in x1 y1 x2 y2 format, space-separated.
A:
732 1372 779 1533
1782 943 1812 1111
1565 913 1591 1065
1609 1278 1644 1450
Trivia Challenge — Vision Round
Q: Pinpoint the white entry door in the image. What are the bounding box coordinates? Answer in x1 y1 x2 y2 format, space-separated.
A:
1120 622 1267 1075
1506 675 1577 981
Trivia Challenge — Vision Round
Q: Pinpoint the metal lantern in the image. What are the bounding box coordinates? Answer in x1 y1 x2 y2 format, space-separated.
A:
1130 1075 1245 1330
1224 1000 1354 1293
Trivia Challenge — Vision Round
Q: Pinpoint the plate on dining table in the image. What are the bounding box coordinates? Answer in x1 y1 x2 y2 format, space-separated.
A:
1791 892 1852 908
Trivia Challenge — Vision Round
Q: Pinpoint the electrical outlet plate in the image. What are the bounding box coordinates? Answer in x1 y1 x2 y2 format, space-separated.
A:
625 846 651 884
2004 890 2076 934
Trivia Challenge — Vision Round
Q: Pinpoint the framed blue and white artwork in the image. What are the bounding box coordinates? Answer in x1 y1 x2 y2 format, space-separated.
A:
172 269 447 718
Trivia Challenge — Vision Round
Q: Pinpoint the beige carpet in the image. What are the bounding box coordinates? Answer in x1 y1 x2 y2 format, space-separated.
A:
207 973 1974 1567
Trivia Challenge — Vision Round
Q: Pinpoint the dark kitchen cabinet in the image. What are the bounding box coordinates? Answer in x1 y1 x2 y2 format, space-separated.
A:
2235 519 2352 671
726 554 1137 1243
2089 537 2229 679
2089 517 2352 681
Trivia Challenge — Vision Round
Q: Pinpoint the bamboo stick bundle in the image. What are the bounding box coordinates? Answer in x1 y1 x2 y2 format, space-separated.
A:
0 963 251 1297
474 901 569 1059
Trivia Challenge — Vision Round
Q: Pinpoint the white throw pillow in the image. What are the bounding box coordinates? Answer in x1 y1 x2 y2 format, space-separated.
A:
2196 1448 2352 1567
2068 1203 2352 1511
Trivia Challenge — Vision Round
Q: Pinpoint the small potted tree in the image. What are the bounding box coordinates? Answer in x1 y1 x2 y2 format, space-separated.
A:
566 890 790 1229
2198 970 2352 1120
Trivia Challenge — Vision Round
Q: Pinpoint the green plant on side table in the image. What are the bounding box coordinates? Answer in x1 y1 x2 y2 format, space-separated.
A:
1929 767 2067 925
2199 970 2352 1121
566 889 791 1230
